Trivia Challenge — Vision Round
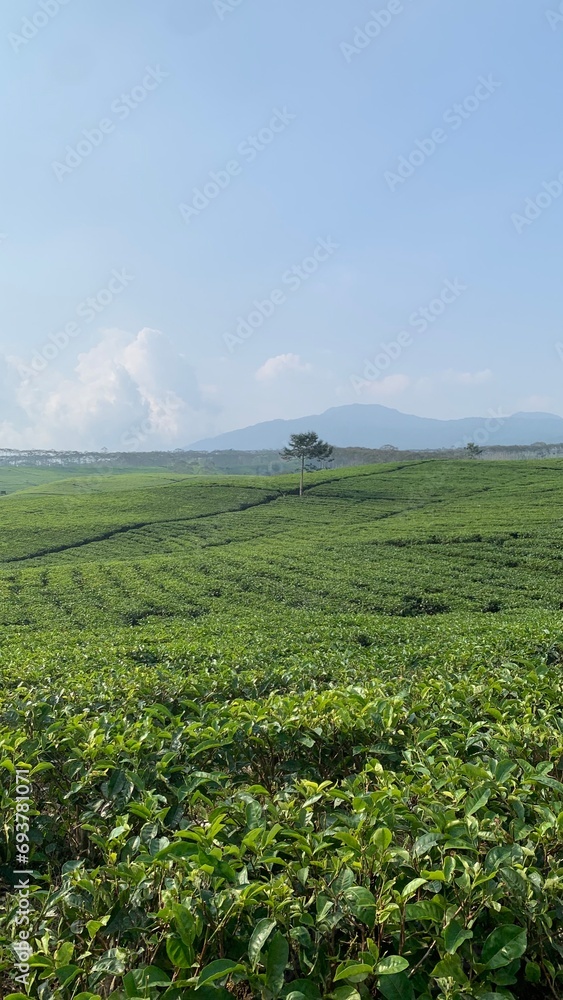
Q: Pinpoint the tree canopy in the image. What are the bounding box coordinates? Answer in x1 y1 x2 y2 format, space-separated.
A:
281 431 333 495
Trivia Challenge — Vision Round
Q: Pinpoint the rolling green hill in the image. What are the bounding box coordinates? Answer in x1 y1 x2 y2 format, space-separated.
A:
1 459 563 626
1 461 563 999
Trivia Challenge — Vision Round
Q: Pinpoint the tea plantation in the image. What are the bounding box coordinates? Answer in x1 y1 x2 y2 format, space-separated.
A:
1 460 563 1000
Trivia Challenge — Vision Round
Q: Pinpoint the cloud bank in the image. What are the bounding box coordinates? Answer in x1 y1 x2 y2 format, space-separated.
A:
255 353 312 381
1 328 211 450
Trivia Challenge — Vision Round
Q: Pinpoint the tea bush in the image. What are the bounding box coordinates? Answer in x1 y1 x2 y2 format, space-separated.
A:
1 461 563 998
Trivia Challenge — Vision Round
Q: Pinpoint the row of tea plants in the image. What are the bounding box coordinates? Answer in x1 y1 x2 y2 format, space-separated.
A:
1 613 563 999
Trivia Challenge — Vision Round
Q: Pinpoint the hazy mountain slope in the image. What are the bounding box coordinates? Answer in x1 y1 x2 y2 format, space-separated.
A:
189 404 563 450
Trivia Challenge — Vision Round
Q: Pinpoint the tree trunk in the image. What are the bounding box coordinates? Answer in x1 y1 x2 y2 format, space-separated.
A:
300 455 304 496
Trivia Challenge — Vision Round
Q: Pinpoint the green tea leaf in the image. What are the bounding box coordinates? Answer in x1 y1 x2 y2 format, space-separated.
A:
55 941 74 967
56 964 81 986
412 832 439 857
401 877 427 898
128 966 172 989
431 953 467 984
30 761 54 775
90 948 127 975
332 989 360 1000
334 961 373 982
86 916 110 940
316 893 333 922
372 826 392 851
281 979 320 1000
404 899 444 922
332 866 355 893
266 933 289 998
166 935 194 969
377 971 414 1000
465 785 491 816
444 919 473 953
198 959 245 986
376 955 409 975
172 904 196 947
525 961 541 983
343 886 377 927
248 917 276 966
530 773 563 794
420 868 445 881
481 925 527 969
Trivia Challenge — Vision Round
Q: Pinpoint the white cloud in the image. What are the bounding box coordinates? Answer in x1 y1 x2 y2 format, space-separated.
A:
255 353 312 381
443 368 492 386
519 394 553 411
417 370 492 390
361 373 411 397
0 327 213 450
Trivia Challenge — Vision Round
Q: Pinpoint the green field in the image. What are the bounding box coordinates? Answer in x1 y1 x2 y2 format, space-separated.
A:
1 460 563 1000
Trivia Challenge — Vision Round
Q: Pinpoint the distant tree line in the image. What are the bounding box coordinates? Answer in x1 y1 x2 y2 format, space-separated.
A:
1 441 563 473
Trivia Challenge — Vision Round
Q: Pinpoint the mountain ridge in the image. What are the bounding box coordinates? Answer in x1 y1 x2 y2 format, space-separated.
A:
188 404 563 451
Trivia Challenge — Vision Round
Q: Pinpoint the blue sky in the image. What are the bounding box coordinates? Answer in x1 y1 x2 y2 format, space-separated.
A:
0 0 561 449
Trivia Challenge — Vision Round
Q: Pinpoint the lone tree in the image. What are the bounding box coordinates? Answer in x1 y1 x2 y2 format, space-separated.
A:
281 431 333 496
465 442 483 459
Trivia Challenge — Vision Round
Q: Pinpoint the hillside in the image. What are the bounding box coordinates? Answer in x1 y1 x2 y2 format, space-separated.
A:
1 459 563 625
1 461 563 998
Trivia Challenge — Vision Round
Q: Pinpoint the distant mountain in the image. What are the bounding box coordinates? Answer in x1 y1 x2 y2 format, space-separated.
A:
189 405 563 451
